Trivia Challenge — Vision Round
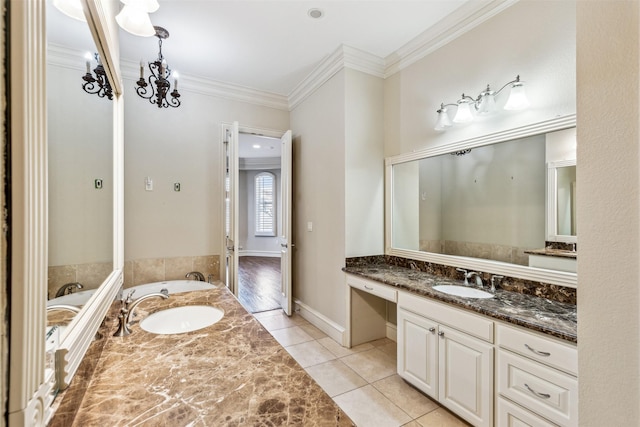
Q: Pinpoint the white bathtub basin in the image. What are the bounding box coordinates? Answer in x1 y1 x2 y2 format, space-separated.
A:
432 285 494 299
140 305 224 334
47 289 95 307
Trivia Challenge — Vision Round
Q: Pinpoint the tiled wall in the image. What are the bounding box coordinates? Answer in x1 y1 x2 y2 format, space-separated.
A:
123 255 221 288
48 262 113 299
420 239 530 266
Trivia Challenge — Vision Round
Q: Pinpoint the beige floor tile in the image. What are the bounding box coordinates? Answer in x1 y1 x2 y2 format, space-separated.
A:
285 340 336 368
252 309 282 319
257 313 306 331
377 341 398 362
415 407 471 426
370 337 395 347
269 326 314 347
298 323 328 340
317 336 374 358
334 385 412 427
341 348 397 383
305 360 368 397
402 422 423 427
373 375 439 419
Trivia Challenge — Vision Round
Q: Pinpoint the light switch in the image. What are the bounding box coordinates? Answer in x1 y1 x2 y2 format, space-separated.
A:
174 182 181 192
307 221 313 232
145 177 153 191
94 179 103 189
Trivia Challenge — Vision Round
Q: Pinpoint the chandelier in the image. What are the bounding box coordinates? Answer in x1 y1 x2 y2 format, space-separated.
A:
82 53 113 100
136 26 181 108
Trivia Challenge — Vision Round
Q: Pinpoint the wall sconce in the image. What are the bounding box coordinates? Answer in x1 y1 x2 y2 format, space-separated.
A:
116 0 159 37
136 26 181 108
435 75 530 131
82 53 113 100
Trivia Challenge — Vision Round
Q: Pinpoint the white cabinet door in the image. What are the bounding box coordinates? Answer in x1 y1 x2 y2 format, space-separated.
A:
397 308 438 399
439 325 494 427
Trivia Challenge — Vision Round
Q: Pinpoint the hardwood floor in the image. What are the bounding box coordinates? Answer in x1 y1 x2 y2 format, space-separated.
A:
238 256 282 313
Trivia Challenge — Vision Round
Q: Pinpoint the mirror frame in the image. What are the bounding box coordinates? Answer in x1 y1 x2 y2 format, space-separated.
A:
385 114 577 288
8 0 123 424
547 159 577 243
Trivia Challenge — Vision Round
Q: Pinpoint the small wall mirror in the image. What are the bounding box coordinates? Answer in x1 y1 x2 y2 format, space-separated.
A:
385 117 577 287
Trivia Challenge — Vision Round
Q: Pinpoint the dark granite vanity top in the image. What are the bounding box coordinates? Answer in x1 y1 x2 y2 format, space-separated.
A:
344 262 577 343
524 248 578 259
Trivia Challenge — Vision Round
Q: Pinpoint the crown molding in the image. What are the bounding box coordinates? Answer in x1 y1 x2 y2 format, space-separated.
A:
120 58 289 111
240 157 281 170
48 43 87 71
288 44 385 111
384 0 519 77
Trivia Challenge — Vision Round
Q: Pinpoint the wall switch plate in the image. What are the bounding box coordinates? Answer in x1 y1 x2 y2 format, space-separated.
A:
94 179 103 189
174 182 181 192
145 177 153 191
307 221 313 232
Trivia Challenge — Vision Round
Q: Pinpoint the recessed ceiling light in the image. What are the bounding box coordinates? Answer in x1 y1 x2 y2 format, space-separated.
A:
308 8 324 19
253 144 261 149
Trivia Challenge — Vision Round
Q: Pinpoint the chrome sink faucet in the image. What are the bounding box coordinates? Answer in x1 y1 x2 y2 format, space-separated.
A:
113 290 169 337
456 268 484 288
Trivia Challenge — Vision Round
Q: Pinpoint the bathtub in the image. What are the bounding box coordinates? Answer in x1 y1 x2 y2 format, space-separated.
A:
47 280 216 307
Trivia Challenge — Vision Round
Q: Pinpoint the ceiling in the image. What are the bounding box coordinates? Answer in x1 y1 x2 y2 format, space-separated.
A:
48 0 473 97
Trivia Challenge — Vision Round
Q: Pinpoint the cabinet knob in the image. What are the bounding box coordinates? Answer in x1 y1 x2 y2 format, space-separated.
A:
428 327 436 333
438 331 445 337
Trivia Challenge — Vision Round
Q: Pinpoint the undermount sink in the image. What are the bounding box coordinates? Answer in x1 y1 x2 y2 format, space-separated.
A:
140 305 224 335
432 285 494 299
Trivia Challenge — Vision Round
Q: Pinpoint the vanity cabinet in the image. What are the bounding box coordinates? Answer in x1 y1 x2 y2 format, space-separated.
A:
397 292 494 427
496 324 578 427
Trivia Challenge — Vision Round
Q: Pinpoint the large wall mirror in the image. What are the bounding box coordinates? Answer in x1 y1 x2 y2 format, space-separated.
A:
46 0 114 328
385 116 577 288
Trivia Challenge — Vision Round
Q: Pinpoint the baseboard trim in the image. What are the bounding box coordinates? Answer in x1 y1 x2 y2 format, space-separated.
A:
294 299 345 345
386 322 397 343
238 250 281 258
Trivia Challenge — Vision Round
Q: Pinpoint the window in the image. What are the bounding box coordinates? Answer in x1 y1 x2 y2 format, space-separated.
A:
255 172 276 236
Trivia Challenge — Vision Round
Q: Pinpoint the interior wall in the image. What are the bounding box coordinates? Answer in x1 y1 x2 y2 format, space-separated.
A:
385 0 576 157
238 168 282 255
290 70 346 326
47 62 113 266
577 1 640 425
123 81 289 263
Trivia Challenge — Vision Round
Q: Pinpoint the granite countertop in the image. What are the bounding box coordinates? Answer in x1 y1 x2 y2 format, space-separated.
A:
344 263 577 343
524 248 578 259
68 285 354 426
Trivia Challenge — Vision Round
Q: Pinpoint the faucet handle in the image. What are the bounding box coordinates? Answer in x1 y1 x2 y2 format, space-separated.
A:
490 275 504 292
456 268 469 286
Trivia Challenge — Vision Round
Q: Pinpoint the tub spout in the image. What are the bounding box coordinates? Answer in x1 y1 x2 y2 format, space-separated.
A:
55 282 83 298
185 271 205 282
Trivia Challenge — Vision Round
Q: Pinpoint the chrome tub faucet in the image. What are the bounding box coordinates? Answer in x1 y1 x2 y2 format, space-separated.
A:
185 271 205 281
55 282 83 298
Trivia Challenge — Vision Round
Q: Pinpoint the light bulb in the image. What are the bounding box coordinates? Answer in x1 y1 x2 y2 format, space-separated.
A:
504 82 530 110
477 93 496 115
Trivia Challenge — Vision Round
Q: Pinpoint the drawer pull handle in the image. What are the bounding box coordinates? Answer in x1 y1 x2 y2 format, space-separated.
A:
525 344 551 357
428 327 436 333
364 285 374 291
438 331 445 337
524 383 551 399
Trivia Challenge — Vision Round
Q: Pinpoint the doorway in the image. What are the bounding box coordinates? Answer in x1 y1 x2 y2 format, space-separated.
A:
237 133 283 313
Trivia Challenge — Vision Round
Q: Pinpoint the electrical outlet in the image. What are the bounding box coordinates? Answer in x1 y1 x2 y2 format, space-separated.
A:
94 179 103 189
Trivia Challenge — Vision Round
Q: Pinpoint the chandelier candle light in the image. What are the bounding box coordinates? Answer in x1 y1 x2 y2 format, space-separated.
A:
82 53 113 100
136 26 181 108
435 75 529 131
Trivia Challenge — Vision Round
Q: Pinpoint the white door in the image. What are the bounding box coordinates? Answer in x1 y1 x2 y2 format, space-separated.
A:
279 130 293 315
223 122 239 294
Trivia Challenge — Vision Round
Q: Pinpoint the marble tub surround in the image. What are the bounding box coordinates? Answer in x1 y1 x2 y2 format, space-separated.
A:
123 254 220 287
48 261 113 299
525 247 578 258
346 255 577 305
65 284 354 426
344 260 577 343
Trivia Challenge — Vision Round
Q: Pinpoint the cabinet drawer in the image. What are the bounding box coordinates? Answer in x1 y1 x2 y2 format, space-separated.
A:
398 291 493 343
497 397 559 427
498 350 577 427
347 275 397 302
497 324 577 376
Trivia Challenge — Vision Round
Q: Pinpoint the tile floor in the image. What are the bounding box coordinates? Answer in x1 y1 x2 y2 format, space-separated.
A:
253 309 471 427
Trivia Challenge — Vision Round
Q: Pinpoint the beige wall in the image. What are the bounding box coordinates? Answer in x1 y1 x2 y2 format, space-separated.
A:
577 1 640 425
385 0 576 157
123 81 289 265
